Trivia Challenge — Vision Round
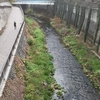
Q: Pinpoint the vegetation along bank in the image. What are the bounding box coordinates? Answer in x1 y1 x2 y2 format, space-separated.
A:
24 16 56 100
50 16 100 94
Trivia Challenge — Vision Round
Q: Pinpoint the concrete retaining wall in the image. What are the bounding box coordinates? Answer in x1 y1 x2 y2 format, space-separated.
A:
64 4 99 44
0 2 12 31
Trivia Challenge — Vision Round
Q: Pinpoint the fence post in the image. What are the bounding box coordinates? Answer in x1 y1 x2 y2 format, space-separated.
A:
74 4 80 28
59 0 63 19
60 2 66 20
57 0 61 17
52 0 58 17
84 8 92 42
61 2 65 20
96 36 100 52
94 4 100 44
66 3 74 28
77 6 86 34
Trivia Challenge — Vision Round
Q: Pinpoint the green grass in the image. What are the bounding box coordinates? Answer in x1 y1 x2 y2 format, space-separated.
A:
24 16 55 100
50 17 100 93
25 16 34 24
64 35 100 72
62 34 100 91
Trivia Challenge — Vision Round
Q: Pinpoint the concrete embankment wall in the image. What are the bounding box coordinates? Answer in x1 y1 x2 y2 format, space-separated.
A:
71 6 97 41
72 7 100 52
21 4 53 17
54 0 100 53
0 0 8 3
0 2 12 31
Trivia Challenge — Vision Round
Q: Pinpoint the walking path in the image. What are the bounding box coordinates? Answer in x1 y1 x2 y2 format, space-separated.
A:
0 3 24 96
0 5 24 74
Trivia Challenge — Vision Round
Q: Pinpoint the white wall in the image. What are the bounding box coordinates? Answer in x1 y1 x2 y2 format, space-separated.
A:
0 2 12 31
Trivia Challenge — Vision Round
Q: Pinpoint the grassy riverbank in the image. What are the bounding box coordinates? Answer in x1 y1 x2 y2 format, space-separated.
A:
24 16 55 100
50 16 100 93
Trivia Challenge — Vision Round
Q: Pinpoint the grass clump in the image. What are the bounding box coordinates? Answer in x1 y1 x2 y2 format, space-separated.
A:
24 16 55 100
64 35 100 91
51 17 100 93
27 37 34 46
25 9 33 15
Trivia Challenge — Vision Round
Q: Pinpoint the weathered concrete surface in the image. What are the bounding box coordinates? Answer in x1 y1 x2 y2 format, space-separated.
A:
65 0 100 7
0 2 12 31
0 6 24 76
44 27 100 100
0 0 8 3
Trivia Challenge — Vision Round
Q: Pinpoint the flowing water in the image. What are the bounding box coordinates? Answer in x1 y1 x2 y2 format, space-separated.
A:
33 16 100 100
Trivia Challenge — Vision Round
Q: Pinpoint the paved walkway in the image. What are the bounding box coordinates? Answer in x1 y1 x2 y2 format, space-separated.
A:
0 5 24 76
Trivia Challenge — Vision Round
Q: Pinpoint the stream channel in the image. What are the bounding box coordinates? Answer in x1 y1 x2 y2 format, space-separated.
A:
32 15 100 100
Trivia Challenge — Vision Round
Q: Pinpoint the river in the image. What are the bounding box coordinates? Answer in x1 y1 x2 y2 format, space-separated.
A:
32 15 100 100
